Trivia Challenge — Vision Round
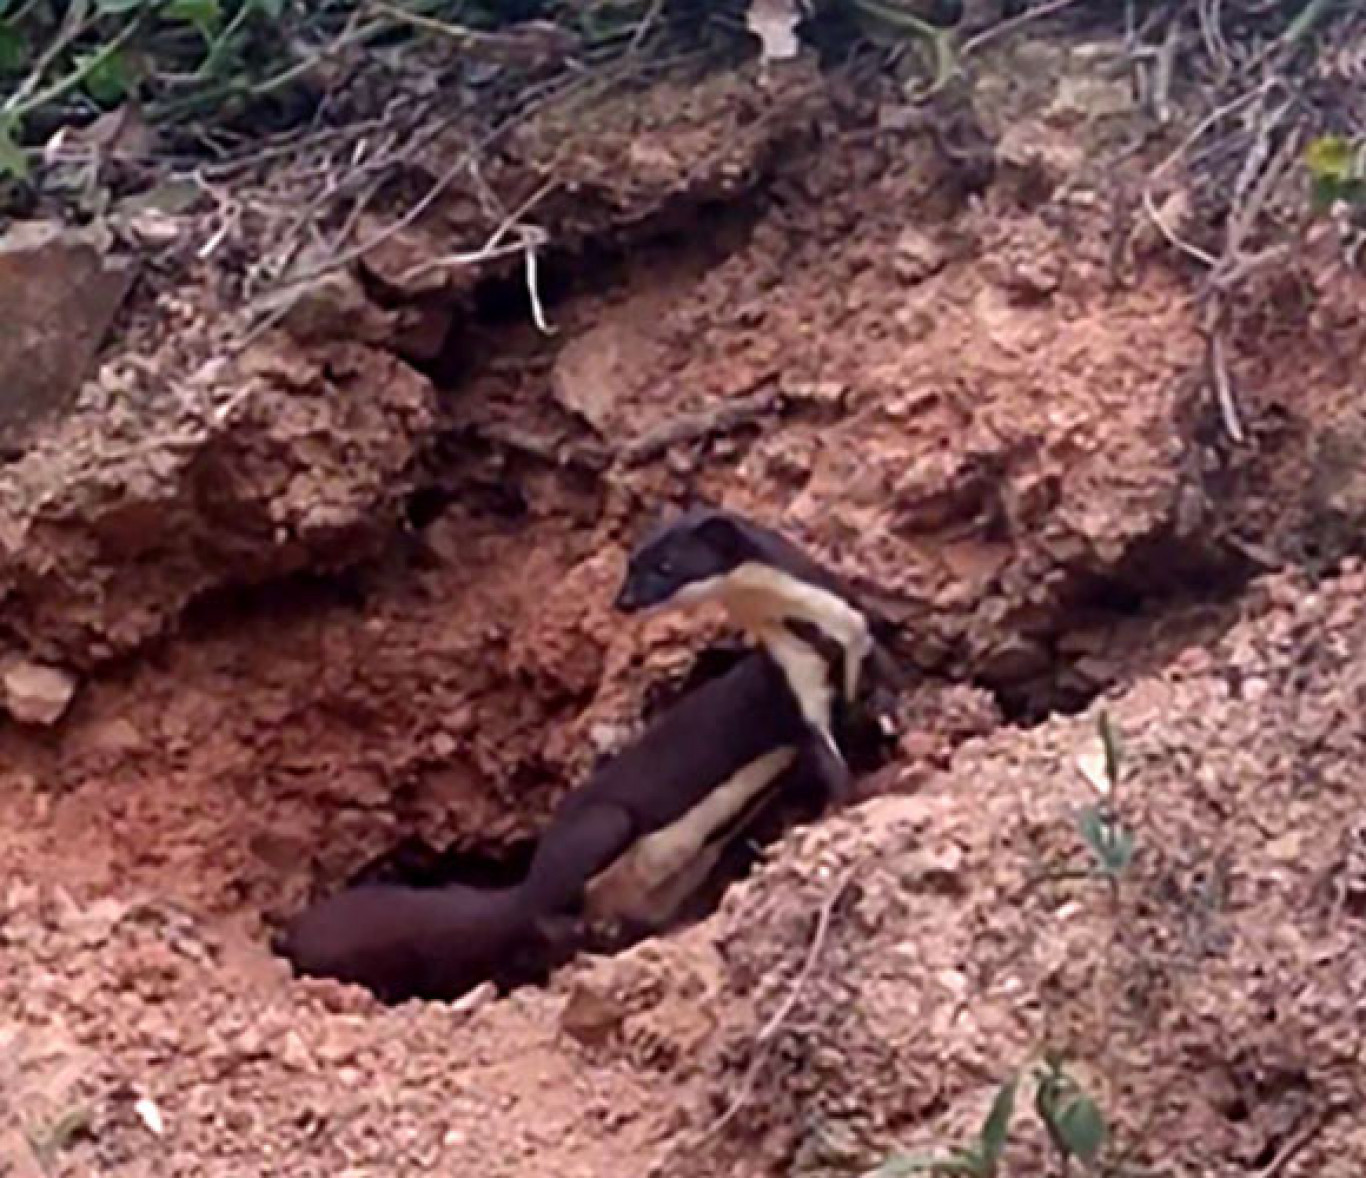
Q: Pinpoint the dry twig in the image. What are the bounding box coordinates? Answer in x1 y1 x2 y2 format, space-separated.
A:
687 863 860 1150
1252 1107 1335 1178
960 0 1087 60
398 176 560 286
621 384 783 467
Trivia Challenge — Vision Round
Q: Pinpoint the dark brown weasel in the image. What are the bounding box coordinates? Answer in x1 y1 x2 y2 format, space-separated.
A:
614 505 910 801
578 744 800 939
279 649 825 1003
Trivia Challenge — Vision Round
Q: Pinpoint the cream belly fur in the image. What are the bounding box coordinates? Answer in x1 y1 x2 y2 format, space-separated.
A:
583 746 797 929
671 562 873 750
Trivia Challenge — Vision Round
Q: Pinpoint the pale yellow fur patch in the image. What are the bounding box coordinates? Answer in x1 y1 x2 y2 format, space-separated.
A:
702 563 873 766
583 746 797 928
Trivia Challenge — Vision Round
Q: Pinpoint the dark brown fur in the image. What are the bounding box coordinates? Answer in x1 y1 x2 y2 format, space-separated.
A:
518 649 817 916
275 883 569 1004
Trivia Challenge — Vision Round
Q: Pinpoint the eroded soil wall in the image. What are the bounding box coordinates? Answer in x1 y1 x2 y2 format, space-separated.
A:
3 40 1366 1178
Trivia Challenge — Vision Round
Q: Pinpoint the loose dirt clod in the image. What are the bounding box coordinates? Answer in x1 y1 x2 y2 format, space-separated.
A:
2 660 77 726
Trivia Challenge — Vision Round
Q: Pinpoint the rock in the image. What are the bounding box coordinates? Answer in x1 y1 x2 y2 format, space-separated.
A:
0 221 136 450
893 227 946 285
994 123 1084 203
588 722 631 756
559 981 626 1046
263 266 397 347
83 716 146 755
976 635 1050 683
281 1033 315 1076
1312 413 1366 521
1045 72 1135 128
995 218 1066 301
550 321 646 435
896 843 967 895
451 980 496 1014
2 660 78 725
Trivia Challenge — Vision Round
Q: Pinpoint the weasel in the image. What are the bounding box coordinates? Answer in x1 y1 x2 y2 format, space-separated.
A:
614 505 907 802
279 649 827 1002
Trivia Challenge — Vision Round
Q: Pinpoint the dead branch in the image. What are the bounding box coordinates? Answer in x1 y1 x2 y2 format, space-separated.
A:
619 384 783 468
686 863 859 1151
471 423 611 473
1252 1107 1336 1178
960 0 1087 59
397 177 561 286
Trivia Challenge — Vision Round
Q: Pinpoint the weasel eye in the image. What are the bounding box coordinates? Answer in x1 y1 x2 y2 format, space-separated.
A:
656 558 674 577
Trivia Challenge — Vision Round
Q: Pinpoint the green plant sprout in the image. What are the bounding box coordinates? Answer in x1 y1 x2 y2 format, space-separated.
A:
873 1056 1111 1178
874 1073 1019 1178
1077 711 1134 883
1035 1053 1107 1173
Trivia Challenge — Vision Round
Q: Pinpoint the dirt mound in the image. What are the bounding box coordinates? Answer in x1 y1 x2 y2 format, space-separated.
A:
562 560 1366 1176
0 340 434 670
5 563 1364 1177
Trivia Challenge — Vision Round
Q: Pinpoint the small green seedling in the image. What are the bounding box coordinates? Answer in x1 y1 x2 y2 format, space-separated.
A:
1078 712 1134 881
1034 1055 1107 1172
1076 805 1134 880
874 1074 1019 1178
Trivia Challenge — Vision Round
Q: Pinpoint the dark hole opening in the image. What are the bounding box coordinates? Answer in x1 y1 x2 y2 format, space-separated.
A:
418 196 761 390
1222 1096 1251 1123
181 567 371 641
986 544 1255 727
404 485 457 531
347 834 538 892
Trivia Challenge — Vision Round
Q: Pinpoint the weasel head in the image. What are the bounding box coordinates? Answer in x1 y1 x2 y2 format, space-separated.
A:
613 507 754 614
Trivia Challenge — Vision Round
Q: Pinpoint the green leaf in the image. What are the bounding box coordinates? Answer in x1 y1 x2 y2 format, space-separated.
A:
1053 1094 1106 1164
95 0 148 13
979 1075 1018 1169
1077 806 1134 879
78 47 137 104
1097 711 1123 788
1310 176 1337 212
1106 825 1134 875
1311 173 1366 212
165 0 220 32
0 113 28 180
249 0 285 17
1305 135 1357 184
0 21 28 74
1078 806 1107 862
